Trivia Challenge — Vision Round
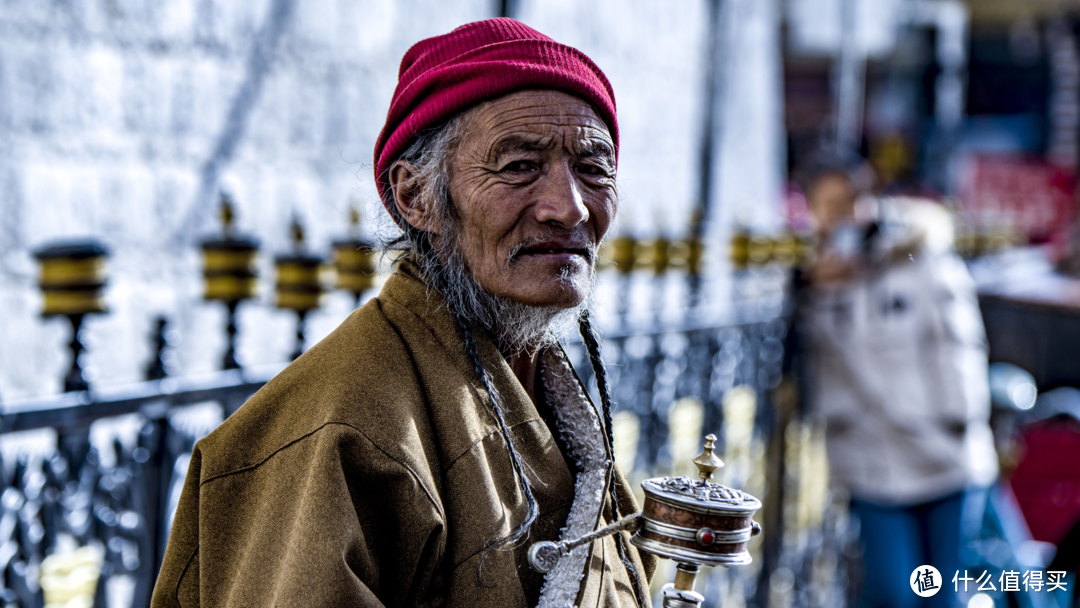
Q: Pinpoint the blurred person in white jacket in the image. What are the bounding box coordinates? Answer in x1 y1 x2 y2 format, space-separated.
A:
800 155 998 608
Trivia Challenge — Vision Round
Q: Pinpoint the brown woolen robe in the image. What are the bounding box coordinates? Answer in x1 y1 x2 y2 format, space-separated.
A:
151 262 655 607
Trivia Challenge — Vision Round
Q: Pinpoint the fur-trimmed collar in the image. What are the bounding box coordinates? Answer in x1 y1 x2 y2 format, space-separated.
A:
535 348 611 608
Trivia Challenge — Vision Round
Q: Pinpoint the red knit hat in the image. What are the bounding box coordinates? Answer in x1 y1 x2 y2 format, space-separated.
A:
373 18 618 217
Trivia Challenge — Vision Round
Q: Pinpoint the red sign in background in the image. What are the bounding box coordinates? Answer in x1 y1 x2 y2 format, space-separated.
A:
957 155 1076 244
1010 417 1080 545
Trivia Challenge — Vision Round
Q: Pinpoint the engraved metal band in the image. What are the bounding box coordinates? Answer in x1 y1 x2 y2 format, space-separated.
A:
630 534 754 567
641 516 754 544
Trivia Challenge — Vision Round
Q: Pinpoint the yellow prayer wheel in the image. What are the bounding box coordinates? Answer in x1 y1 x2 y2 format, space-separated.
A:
686 237 704 275
669 236 705 275
332 241 377 296
605 234 637 275
34 241 109 316
729 230 750 269
332 206 378 300
955 229 976 259
771 232 797 266
201 240 260 302
275 255 323 313
200 196 260 303
747 235 773 265
201 194 259 370
793 233 815 268
637 237 672 275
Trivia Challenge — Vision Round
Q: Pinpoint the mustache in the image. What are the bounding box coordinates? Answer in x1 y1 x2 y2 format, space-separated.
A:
506 230 598 263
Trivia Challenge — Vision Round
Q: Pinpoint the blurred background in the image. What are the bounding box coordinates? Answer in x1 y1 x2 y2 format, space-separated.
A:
2 0 1080 607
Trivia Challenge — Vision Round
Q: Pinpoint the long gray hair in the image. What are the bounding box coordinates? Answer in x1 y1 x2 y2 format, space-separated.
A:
378 111 646 603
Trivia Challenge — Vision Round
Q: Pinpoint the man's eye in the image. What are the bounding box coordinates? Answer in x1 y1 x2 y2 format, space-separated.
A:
577 164 610 178
501 161 536 173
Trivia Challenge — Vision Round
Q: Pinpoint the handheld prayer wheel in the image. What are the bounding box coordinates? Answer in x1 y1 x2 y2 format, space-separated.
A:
331 208 377 306
200 194 260 370
528 434 762 608
275 218 324 360
34 240 110 392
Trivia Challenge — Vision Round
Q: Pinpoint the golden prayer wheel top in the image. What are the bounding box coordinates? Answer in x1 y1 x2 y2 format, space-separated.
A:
691 434 723 481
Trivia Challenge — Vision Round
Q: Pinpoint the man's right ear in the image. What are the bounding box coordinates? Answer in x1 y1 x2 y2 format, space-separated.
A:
389 160 439 234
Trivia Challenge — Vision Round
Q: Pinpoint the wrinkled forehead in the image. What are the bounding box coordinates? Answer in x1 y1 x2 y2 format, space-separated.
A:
458 90 615 162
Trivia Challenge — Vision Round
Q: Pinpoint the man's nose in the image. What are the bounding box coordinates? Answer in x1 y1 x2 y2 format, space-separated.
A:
534 161 589 228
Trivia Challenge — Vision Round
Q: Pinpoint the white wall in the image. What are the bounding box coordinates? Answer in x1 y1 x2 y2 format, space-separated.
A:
0 0 785 400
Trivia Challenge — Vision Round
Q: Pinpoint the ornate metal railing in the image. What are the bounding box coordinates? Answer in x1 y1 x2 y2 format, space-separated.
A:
0 364 282 608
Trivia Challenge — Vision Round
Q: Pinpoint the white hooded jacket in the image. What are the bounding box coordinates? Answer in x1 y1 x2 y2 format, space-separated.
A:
807 198 999 505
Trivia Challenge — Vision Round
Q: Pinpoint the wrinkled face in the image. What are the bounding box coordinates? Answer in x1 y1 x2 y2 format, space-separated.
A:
445 90 617 308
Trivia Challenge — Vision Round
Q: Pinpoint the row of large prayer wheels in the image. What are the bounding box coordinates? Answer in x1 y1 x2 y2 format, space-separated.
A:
728 230 814 270
38 225 823 317
35 196 377 319
33 195 378 387
727 223 1017 269
30 199 793 393
598 234 706 276
198 196 377 311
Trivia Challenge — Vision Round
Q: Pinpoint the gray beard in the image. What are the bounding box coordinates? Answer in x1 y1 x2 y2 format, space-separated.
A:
420 233 591 356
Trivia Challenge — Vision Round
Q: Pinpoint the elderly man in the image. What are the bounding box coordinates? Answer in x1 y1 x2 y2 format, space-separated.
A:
152 18 655 608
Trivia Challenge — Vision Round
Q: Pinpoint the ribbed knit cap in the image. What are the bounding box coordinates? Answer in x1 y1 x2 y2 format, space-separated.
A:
373 18 618 217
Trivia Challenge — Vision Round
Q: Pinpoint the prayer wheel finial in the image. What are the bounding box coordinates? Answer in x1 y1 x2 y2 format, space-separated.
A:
220 193 235 237
290 216 305 251
692 434 724 484
349 206 361 235
201 193 260 370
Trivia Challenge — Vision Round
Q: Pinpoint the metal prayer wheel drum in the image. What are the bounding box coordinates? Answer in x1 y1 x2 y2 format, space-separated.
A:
332 207 377 300
34 241 110 316
275 256 323 311
597 234 637 274
201 197 260 304
636 237 671 275
275 219 324 313
201 194 259 370
632 472 762 567
729 229 751 269
331 241 377 295
201 240 259 302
